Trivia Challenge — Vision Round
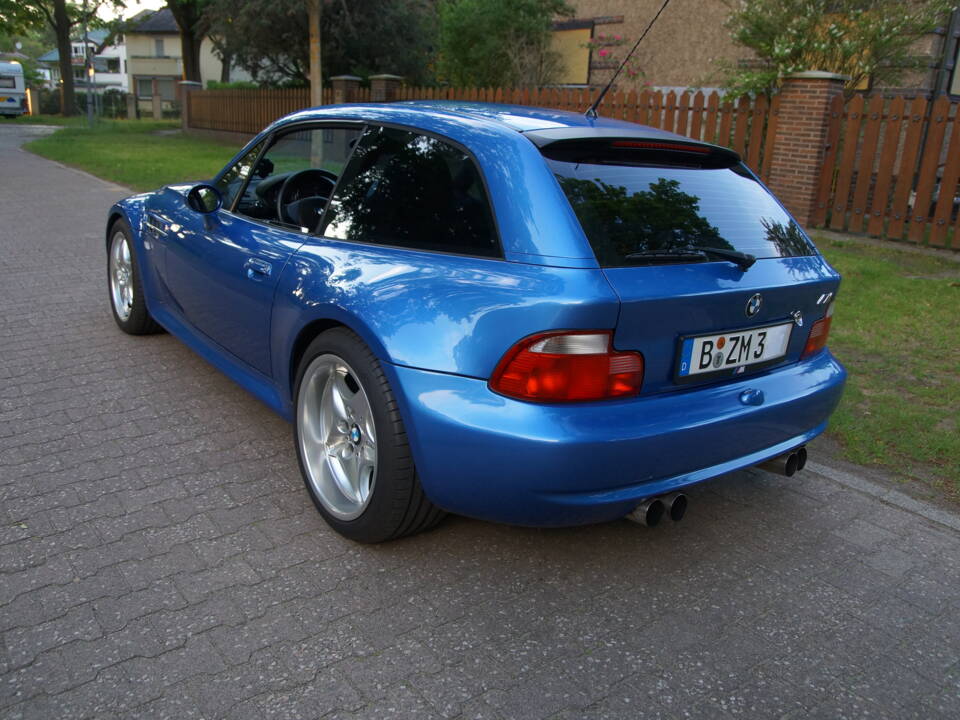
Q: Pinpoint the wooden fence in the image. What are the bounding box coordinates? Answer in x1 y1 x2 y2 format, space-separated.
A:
813 94 960 248
185 83 959 250
187 86 778 183
188 86 372 135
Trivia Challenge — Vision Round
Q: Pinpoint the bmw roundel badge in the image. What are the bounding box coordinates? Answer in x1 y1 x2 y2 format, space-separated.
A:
745 293 762 317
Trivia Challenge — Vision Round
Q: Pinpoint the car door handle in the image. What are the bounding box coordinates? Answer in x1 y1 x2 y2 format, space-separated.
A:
244 257 272 280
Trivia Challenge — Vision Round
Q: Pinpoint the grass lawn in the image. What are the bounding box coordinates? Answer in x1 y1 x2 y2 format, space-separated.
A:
818 237 960 502
24 119 241 191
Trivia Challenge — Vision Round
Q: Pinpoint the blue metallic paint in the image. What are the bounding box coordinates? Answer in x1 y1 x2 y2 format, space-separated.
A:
106 102 847 527
387 351 845 526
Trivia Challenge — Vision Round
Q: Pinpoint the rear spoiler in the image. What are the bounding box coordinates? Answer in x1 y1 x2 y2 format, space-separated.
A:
524 128 741 169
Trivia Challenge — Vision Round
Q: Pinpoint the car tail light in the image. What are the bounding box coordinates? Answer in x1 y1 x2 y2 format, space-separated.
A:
489 331 644 402
802 302 834 358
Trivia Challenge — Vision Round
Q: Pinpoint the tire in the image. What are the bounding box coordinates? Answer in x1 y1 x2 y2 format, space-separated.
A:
107 219 161 335
293 328 445 542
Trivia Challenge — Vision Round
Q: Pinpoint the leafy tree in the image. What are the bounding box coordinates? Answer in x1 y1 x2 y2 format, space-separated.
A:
0 0 118 115
437 0 572 87
202 0 436 87
164 1 211 84
720 0 954 95
0 27 54 86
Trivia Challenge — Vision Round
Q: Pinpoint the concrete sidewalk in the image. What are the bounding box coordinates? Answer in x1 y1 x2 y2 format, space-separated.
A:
1 123 958 719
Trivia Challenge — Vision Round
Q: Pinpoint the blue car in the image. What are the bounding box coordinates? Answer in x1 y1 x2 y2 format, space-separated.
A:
105 102 846 542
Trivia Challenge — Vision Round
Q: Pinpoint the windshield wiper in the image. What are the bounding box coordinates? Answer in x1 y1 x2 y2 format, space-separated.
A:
697 246 756 271
624 246 756 271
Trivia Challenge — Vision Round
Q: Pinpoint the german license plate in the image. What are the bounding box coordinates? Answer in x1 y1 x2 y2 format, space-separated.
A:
678 322 792 378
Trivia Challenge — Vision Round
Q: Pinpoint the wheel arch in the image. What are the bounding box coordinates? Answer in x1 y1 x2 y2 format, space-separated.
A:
288 317 348 397
105 210 127 253
284 312 394 401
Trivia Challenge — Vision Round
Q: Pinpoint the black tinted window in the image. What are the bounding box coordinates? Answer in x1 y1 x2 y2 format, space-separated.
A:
321 126 500 257
548 158 814 267
215 139 266 210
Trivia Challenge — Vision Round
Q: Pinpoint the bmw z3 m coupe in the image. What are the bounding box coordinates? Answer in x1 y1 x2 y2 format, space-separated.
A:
105 102 846 542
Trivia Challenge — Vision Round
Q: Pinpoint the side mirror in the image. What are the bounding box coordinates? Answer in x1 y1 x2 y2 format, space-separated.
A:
186 184 222 214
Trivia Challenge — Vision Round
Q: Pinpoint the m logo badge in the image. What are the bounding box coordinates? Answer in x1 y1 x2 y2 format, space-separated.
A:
745 293 762 317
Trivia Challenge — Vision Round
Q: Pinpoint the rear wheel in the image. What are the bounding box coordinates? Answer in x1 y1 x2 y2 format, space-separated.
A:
293 328 444 542
107 220 160 335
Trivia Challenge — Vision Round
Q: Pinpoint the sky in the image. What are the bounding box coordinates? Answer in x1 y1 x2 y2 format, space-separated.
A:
99 0 167 22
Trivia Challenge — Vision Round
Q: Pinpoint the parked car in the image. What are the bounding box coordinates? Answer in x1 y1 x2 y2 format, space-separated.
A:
105 102 846 542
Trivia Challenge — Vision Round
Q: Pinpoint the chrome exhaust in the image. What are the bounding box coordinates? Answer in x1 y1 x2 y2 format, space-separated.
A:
626 498 665 527
757 446 806 477
662 492 688 522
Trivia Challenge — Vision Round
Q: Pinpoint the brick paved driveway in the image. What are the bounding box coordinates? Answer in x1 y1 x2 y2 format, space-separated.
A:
1 124 958 719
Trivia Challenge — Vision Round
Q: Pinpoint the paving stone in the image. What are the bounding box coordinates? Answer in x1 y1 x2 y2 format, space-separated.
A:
3 603 103 669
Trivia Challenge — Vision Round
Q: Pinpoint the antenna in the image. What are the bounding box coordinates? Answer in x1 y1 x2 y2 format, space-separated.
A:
585 0 673 119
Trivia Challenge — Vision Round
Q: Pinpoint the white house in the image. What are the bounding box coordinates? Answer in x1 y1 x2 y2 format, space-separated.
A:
38 29 129 93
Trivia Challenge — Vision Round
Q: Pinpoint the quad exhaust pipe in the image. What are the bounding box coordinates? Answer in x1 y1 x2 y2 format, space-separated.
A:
758 446 807 477
626 492 687 527
627 446 808 527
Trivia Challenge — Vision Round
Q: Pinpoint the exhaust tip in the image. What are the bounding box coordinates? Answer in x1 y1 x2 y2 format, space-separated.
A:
627 498 665 527
784 452 799 477
796 446 808 471
665 493 687 522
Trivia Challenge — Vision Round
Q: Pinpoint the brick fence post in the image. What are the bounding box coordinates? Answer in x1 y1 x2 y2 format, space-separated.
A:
766 71 847 228
330 75 361 104
369 74 403 102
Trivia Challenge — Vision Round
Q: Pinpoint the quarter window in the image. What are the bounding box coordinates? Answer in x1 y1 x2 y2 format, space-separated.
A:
321 126 500 257
215 139 267 210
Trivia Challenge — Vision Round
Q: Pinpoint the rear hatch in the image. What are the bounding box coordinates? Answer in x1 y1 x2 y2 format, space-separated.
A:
538 136 840 395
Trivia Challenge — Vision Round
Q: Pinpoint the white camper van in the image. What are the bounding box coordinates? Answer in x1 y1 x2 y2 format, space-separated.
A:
0 62 27 118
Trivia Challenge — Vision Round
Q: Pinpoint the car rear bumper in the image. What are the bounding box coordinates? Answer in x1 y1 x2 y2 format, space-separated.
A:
388 350 846 526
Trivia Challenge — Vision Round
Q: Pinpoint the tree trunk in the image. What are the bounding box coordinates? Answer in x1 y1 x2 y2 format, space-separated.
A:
308 0 322 106
219 48 231 83
179 31 203 83
53 0 76 116
166 2 208 83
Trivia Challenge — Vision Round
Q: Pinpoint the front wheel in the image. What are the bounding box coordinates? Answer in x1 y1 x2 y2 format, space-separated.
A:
293 328 444 542
107 220 160 335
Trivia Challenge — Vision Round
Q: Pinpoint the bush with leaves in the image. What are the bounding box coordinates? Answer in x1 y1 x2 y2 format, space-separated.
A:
437 0 573 87
720 0 954 95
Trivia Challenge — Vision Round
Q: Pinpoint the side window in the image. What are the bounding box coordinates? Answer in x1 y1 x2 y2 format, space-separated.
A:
225 125 362 229
321 126 500 258
215 139 266 210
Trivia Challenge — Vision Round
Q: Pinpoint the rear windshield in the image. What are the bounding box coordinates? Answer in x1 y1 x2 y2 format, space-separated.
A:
547 158 814 267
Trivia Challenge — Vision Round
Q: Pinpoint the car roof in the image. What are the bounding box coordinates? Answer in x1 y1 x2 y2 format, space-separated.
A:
273 100 694 145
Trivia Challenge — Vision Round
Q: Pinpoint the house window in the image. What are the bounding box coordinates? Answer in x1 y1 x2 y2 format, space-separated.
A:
155 38 164 57
137 77 177 101
105 58 120 73
72 45 84 57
